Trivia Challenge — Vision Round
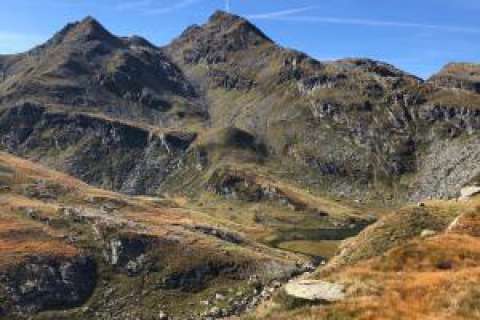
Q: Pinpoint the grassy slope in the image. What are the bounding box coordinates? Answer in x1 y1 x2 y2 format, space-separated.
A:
0 152 308 319
250 197 480 320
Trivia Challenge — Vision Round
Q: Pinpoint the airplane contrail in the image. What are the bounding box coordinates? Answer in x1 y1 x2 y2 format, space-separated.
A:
246 6 480 34
251 15 480 34
246 6 320 19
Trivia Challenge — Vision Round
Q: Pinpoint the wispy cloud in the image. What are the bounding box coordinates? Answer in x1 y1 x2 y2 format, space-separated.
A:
0 31 45 54
116 0 203 15
249 13 480 34
246 6 319 20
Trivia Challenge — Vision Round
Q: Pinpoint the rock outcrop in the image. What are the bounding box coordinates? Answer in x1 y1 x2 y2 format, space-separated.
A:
1 256 96 315
460 186 480 200
0 102 196 194
284 280 345 302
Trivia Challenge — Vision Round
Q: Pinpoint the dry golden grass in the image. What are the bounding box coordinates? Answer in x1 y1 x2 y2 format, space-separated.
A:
428 88 480 109
261 242 480 319
0 217 78 268
254 199 480 320
448 205 480 237
0 151 88 189
325 265 480 320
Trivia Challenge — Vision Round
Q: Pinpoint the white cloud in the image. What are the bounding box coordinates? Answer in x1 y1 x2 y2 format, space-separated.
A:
0 31 45 54
246 6 320 20
249 13 480 34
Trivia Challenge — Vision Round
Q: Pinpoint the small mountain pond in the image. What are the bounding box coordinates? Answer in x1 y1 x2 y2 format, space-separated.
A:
269 225 367 260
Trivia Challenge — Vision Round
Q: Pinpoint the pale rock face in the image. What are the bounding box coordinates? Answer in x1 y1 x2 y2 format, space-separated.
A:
460 186 480 200
109 239 123 265
420 229 437 238
285 280 345 302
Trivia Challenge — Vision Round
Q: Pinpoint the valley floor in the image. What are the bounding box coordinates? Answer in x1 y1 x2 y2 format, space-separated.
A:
2 150 480 320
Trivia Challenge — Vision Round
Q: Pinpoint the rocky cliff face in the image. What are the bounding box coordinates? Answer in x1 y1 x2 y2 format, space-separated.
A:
0 102 196 194
1 256 96 315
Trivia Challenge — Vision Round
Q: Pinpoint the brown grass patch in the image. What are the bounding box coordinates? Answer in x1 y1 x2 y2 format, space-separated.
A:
0 217 78 268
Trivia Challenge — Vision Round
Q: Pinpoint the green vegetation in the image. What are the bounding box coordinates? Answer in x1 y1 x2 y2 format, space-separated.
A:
277 240 341 258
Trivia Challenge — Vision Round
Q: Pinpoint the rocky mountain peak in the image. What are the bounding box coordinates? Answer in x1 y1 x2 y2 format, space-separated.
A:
64 16 118 43
33 16 120 52
208 10 242 24
166 10 273 65
77 16 104 30
206 10 272 43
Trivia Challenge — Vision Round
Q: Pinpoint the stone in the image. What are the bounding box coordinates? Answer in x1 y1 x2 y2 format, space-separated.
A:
420 229 437 238
460 186 480 200
109 239 123 265
284 280 345 302
208 306 221 317
158 310 169 320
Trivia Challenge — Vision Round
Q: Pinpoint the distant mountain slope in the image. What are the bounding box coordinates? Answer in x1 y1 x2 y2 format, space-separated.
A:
0 11 479 202
0 102 198 194
0 17 207 127
165 11 480 201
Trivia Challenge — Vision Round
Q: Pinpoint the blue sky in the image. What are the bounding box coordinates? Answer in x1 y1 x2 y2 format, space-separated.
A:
1 0 479 78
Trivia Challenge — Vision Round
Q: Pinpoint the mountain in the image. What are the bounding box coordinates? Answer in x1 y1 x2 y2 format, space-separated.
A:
164 11 480 202
1 12 478 203
0 11 479 320
0 17 206 127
